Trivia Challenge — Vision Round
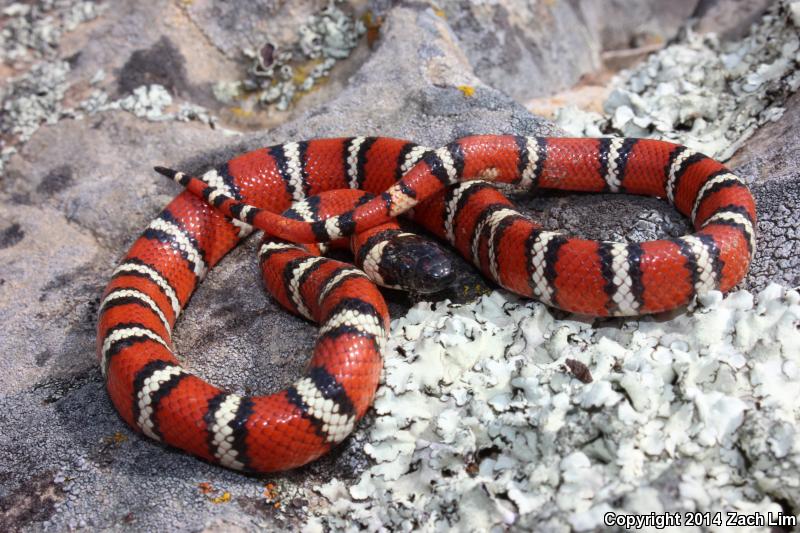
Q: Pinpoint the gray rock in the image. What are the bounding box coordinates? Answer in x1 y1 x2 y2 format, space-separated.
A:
0 1 797 531
441 0 698 101
183 0 331 59
59 0 242 106
729 90 800 290
694 0 776 41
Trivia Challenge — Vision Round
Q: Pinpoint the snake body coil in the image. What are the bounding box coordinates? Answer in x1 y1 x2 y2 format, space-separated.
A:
98 136 756 472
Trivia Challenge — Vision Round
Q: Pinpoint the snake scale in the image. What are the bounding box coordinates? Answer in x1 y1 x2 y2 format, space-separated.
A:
97 135 756 472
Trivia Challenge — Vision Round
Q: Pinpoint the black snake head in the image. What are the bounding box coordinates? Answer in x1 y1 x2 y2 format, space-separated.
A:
380 234 455 294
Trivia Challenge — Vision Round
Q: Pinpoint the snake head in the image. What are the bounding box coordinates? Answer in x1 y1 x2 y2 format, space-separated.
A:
378 233 455 294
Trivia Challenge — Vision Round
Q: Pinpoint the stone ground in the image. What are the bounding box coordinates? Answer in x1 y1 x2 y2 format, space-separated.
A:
0 0 797 531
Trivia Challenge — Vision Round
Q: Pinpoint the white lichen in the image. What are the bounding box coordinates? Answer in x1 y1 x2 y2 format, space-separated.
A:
74 84 220 128
115 84 174 121
0 1 104 64
307 285 800 531
555 0 800 160
0 60 72 141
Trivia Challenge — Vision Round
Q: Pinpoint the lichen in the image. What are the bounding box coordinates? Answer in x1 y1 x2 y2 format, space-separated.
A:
307 285 800 531
0 1 103 174
0 1 104 64
77 84 220 128
0 60 72 142
0 0 228 177
555 0 800 161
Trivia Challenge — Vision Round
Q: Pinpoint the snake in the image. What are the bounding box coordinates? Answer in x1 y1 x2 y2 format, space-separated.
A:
97 135 756 472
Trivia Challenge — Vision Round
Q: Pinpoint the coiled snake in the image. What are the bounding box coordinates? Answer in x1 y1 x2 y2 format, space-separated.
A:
97 136 755 472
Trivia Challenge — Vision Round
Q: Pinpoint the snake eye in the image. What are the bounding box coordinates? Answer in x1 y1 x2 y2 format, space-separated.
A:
380 234 455 294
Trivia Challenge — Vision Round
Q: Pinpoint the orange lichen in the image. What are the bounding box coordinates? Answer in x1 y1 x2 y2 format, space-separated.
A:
458 85 476 97
211 492 231 504
102 431 128 447
230 106 253 118
198 482 230 503
363 11 384 48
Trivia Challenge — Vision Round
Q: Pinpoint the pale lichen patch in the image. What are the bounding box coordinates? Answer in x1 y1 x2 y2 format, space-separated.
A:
554 0 800 161
307 285 800 531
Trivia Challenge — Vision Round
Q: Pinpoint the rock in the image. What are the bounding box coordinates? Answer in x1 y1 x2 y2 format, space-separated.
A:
59 1 241 105
0 0 702 124
694 0 776 41
183 0 332 59
729 90 800 290
587 0 698 51
441 0 698 101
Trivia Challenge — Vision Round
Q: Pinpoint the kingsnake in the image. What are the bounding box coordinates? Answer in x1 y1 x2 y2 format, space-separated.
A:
97 135 756 472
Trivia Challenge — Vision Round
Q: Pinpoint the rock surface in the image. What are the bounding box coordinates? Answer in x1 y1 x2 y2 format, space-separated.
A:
0 0 797 531
694 0 776 40
729 89 800 291
439 0 699 101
